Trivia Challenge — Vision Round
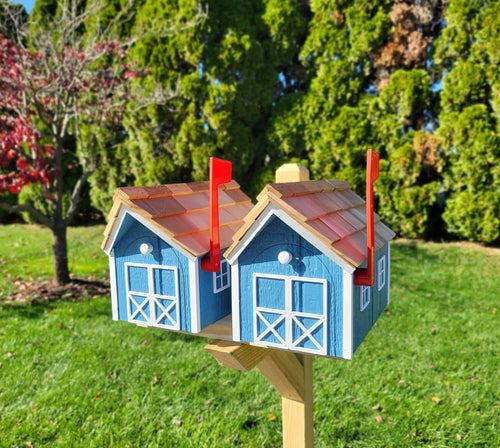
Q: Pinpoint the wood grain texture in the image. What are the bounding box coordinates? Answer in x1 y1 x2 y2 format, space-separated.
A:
224 177 395 272
198 314 233 340
257 350 306 402
275 163 310 183
205 340 270 371
281 355 314 448
102 180 251 256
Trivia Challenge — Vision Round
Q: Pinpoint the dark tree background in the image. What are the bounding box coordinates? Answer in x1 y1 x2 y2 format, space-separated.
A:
2 0 499 262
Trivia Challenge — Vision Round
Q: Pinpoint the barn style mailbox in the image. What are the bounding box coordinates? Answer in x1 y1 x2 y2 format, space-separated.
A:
102 151 394 359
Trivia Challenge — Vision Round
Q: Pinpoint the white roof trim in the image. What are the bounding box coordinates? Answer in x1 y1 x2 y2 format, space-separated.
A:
387 243 391 305
226 203 356 274
108 248 119 321
103 206 127 255
225 206 276 265
103 205 197 262
231 262 241 342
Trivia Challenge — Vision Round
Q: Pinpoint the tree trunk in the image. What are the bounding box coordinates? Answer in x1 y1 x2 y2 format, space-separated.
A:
52 223 70 286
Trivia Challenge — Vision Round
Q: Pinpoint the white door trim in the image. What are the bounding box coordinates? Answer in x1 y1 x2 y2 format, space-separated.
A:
253 272 327 355
125 262 180 331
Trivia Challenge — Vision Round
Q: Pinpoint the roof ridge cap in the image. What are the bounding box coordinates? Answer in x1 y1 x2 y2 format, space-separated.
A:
270 180 336 196
324 179 352 191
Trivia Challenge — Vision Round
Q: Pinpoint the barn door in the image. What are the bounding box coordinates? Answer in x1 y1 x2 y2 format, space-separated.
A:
125 263 180 331
290 278 327 354
253 273 327 355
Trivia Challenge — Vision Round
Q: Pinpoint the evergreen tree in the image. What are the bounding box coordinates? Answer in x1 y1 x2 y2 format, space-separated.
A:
267 0 446 238
87 0 311 211
21 0 499 244
435 0 499 243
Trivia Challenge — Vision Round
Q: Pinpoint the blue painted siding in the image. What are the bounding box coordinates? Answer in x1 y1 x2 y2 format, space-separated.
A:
237 216 344 357
352 244 390 352
112 214 191 332
197 257 232 330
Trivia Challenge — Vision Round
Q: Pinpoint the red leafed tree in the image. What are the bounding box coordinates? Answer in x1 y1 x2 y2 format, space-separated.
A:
0 2 147 286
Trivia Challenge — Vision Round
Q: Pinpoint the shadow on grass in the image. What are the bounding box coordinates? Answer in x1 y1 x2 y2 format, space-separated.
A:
0 295 111 320
391 240 440 276
392 240 439 261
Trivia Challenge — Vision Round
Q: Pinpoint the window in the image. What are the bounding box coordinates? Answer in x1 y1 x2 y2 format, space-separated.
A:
213 259 230 293
360 286 371 311
377 255 386 291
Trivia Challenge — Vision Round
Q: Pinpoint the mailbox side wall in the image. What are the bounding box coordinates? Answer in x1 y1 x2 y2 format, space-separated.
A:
352 243 390 352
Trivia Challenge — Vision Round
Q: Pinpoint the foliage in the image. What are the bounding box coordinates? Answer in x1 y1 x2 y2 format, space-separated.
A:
0 226 499 446
439 105 500 242
86 0 311 216
0 0 27 41
3 0 499 245
435 1 500 243
85 0 208 214
0 0 205 285
265 0 497 242
0 19 142 284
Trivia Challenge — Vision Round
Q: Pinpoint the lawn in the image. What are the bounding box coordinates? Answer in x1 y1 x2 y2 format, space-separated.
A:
0 224 498 447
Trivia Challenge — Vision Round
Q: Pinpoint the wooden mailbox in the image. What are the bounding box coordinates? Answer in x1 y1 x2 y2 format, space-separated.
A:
102 153 395 447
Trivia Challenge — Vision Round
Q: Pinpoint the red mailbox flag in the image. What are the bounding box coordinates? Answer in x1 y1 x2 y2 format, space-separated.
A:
354 149 380 287
201 157 232 272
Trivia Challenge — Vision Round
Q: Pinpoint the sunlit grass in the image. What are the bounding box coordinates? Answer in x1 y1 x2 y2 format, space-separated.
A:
0 224 108 298
0 226 498 447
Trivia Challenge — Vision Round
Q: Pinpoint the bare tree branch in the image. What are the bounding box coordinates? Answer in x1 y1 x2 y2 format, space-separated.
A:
0 201 52 228
0 1 27 47
63 169 94 226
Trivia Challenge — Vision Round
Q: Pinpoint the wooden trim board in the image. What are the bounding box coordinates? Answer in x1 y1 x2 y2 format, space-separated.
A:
205 340 270 372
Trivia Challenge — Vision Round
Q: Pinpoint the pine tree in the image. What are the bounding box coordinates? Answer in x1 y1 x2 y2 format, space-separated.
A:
435 0 499 242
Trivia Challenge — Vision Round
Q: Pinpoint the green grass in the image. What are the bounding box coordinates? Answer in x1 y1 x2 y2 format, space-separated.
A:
0 225 499 447
0 224 109 297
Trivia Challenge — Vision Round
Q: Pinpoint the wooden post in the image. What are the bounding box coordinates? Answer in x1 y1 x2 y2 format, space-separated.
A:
280 355 314 448
273 163 314 446
275 163 310 183
205 163 315 447
206 340 314 448
205 339 270 372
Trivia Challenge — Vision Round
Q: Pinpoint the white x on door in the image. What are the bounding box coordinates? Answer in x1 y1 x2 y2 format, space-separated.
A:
253 273 327 355
125 262 180 331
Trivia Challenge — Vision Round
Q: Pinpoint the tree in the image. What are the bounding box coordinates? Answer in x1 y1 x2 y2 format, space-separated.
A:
88 0 207 216
85 0 311 211
435 0 500 243
86 0 495 243
266 0 448 239
0 0 204 285
7 0 497 251
0 0 26 42
0 37 137 285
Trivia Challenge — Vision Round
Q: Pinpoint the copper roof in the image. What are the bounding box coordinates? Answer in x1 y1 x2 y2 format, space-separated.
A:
224 180 395 268
102 180 253 257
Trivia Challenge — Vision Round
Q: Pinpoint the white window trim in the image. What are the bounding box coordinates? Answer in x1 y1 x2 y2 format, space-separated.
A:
377 255 386 291
360 285 371 311
213 259 231 293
